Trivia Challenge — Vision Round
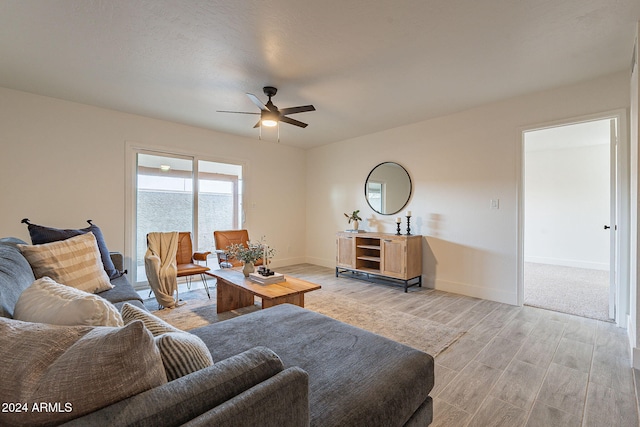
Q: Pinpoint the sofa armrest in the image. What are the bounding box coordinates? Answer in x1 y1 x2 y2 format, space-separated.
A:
61 346 289 427
109 251 125 273
183 366 309 427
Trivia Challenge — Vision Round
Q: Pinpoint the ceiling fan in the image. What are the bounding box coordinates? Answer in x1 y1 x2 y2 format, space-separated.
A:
218 86 315 130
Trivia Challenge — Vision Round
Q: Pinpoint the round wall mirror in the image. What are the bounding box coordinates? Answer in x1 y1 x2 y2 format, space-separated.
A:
364 162 412 215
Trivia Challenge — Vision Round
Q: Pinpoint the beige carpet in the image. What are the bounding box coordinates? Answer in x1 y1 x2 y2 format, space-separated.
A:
524 262 611 321
148 289 465 357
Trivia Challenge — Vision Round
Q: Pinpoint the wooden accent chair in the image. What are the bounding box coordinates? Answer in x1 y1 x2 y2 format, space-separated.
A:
176 232 211 298
213 229 263 268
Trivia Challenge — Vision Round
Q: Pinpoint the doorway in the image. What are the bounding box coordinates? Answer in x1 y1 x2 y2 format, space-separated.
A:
129 149 243 288
522 118 615 321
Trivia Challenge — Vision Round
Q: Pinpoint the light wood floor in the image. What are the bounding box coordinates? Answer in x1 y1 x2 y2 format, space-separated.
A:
275 264 640 427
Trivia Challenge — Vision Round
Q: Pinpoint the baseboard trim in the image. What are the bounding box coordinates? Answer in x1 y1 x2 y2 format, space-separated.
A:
303 257 334 269
524 257 609 271
297 259 519 305
270 256 307 269
632 347 640 370
628 314 640 369
434 278 517 305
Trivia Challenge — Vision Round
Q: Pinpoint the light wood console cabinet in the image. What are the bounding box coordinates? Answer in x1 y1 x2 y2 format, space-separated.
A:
336 232 422 292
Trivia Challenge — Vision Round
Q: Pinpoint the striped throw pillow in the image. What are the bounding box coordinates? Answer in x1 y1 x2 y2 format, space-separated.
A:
155 332 215 381
18 232 113 293
121 303 213 381
121 302 181 334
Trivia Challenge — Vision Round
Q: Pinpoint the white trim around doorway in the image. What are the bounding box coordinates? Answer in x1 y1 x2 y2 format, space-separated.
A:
516 109 629 327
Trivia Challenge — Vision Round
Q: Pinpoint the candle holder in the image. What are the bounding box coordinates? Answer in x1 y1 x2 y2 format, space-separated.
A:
396 221 402 235
406 216 412 235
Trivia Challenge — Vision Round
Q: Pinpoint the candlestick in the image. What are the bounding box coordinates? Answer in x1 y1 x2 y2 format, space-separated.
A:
396 221 401 235
263 245 268 268
406 215 412 235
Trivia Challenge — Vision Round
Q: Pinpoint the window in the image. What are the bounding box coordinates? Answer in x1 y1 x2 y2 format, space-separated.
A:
197 160 243 253
132 150 243 287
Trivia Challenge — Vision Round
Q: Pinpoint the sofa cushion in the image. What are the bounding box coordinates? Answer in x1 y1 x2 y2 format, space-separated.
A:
14 276 124 327
60 347 291 427
0 317 167 426
23 219 122 279
121 303 213 381
98 273 144 305
0 238 36 318
18 233 113 293
191 303 435 427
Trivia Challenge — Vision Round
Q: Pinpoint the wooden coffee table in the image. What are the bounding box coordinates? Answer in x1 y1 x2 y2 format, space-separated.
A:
208 268 321 313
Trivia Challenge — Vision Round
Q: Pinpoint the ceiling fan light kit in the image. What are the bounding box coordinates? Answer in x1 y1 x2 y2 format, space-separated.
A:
260 109 279 127
218 86 316 141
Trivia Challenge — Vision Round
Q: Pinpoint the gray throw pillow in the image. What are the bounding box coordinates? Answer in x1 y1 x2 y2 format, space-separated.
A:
0 318 167 426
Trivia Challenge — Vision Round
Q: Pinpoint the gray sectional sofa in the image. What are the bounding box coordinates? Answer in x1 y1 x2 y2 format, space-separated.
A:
0 237 434 426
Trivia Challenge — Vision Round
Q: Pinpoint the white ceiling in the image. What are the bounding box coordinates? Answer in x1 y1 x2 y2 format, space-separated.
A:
1 0 638 148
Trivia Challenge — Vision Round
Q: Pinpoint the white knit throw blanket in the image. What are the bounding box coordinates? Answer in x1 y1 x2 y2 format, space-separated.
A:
144 232 179 308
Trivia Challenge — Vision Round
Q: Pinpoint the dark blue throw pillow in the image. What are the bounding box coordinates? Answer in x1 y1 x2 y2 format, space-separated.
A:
21 219 123 279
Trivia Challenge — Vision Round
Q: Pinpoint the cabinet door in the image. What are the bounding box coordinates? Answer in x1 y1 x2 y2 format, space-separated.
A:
381 238 406 278
336 234 355 268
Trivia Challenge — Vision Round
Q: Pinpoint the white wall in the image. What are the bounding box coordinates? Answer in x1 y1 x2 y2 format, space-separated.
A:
0 72 631 309
0 87 308 268
524 141 610 270
305 71 630 305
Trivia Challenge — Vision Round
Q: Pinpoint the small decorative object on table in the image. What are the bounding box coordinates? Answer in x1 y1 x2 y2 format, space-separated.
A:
250 269 285 284
344 210 363 232
251 243 285 284
406 211 412 235
396 217 402 235
226 239 276 277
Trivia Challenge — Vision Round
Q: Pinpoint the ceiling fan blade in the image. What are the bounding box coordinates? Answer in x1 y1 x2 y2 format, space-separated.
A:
280 116 309 128
279 105 316 115
217 110 260 115
253 120 261 128
246 93 268 111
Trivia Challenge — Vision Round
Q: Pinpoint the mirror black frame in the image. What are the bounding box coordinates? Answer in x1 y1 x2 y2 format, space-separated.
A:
364 162 412 215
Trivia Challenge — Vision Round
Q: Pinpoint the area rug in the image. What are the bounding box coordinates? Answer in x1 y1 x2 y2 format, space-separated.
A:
304 291 465 357
148 289 464 357
524 262 611 321
145 289 258 330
